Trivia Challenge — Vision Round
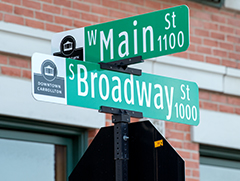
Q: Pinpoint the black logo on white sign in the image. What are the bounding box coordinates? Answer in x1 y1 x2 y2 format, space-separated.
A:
41 59 58 81
60 35 76 56
34 59 65 98
53 35 84 60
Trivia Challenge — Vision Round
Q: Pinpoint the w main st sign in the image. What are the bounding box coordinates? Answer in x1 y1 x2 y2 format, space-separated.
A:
51 5 189 63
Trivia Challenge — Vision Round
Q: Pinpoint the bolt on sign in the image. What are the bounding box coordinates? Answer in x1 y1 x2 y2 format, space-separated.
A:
51 5 189 63
32 53 199 126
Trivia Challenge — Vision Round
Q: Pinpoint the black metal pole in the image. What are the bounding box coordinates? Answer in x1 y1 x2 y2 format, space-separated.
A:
99 106 143 181
112 113 130 181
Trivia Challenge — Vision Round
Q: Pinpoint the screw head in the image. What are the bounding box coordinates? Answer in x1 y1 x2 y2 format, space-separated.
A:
123 135 129 141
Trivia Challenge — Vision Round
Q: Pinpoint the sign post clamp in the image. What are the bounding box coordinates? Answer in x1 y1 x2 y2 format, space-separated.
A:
99 56 143 76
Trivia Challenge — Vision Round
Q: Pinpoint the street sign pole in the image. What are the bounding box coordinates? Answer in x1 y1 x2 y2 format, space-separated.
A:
99 56 144 181
99 106 143 181
113 113 129 181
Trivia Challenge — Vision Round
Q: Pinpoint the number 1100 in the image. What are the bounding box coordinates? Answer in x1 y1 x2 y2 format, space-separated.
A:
158 31 184 51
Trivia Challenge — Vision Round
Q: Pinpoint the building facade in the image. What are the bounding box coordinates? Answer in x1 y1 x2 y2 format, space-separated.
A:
0 0 240 180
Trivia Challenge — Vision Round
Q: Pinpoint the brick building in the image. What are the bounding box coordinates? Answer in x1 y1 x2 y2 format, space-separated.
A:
0 0 240 180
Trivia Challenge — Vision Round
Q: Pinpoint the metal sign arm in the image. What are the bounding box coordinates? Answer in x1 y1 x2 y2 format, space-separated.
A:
99 56 143 76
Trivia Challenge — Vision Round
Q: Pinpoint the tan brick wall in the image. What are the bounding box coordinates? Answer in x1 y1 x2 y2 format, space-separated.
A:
0 53 31 79
200 90 240 114
0 0 239 66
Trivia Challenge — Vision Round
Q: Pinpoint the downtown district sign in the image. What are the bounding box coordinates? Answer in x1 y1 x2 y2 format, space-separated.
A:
51 5 189 63
32 53 199 126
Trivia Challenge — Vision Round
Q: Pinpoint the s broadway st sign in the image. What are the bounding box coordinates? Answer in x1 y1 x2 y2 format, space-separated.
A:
51 5 189 63
32 53 199 126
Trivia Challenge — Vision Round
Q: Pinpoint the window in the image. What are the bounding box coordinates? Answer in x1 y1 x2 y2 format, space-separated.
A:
0 116 88 181
200 145 240 181
189 0 224 8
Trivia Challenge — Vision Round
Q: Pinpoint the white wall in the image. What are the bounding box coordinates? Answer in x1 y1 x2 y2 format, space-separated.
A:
192 109 240 150
224 0 240 12
0 75 105 128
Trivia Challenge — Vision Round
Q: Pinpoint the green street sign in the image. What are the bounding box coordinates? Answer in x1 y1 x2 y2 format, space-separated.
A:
52 5 189 63
32 53 199 126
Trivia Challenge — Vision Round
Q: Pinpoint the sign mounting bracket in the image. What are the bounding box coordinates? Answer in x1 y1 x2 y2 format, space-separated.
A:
99 56 143 76
99 106 143 181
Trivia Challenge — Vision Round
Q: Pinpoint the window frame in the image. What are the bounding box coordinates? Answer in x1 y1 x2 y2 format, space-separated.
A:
0 115 88 180
200 144 240 169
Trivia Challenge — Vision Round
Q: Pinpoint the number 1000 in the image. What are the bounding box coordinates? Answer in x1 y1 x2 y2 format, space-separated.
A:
175 103 197 121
